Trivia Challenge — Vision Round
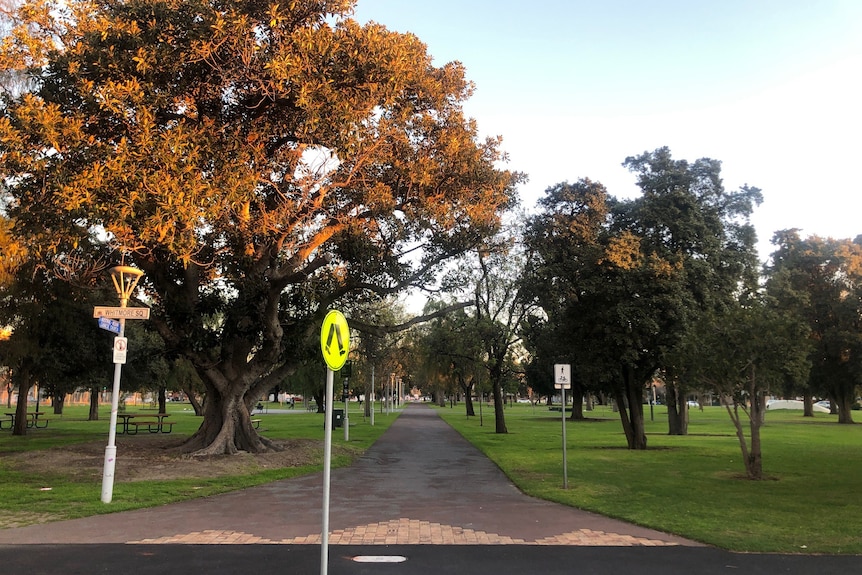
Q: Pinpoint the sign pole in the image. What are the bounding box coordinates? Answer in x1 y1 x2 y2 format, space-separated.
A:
318 309 350 575
320 367 334 575
561 385 568 490
344 377 349 442
100 317 125 503
100 265 144 504
554 364 572 490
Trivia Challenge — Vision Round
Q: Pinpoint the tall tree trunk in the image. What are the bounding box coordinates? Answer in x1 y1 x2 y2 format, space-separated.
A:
616 366 647 449
158 385 167 414
490 365 507 434
835 390 855 424
12 366 30 436
745 366 764 480
460 378 475 417
88 384 100 420
665 381 688 435
802 391 814 417
568 384 585 420
364 374 373 418
664 369 688 435
52 393 65 415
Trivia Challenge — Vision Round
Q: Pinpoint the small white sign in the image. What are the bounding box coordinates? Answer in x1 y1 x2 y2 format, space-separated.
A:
113 337 128 364
554 364 571 389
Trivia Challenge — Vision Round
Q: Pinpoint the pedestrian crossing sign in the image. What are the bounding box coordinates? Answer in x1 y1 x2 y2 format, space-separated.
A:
320 310 350 371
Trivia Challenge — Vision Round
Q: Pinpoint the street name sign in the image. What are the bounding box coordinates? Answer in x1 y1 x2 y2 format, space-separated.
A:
98 317 122 334
93 306 150 320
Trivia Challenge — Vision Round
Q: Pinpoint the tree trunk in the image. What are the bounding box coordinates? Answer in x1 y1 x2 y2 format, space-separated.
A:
88 384 100 420
569 384 585 420
177 384 281 456
835 389 855 424
158 386 167 414
490 365 507 434
616 366 647 449
460 379 475 417
802 391 814 417
313 387 325 414
12 375 29 436
665 373 688 435
182 383 204 416
364 375 373 418
745 368 765 480
52 393 65 415
747 395 764 480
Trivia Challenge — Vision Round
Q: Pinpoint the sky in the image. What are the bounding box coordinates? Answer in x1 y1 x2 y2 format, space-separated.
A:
352 0 862 263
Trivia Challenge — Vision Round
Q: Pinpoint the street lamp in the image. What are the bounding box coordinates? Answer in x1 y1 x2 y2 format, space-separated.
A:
100 265 144 504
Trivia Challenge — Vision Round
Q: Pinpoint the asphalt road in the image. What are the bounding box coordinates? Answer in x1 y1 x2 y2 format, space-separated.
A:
1 544 860 575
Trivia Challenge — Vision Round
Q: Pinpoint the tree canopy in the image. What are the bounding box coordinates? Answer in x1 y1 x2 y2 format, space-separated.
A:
524 148 762 449
0 0 520 454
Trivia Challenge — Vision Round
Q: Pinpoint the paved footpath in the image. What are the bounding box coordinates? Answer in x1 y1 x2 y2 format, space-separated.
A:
1 404 859 574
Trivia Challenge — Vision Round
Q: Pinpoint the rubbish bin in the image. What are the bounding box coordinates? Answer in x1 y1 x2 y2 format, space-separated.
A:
332 409 344 428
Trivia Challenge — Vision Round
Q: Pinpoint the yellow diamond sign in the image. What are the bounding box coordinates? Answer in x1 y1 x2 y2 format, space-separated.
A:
320 310 350 370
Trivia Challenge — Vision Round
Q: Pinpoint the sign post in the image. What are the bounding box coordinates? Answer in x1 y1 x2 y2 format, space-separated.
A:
554 364 572 489
319 310 350 575
98 266 147 504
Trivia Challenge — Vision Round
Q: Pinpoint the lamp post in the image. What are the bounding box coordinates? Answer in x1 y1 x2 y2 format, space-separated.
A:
100 265 144 504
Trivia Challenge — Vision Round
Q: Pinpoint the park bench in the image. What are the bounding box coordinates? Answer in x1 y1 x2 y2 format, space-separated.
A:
251 418 262 429
0 417 13 430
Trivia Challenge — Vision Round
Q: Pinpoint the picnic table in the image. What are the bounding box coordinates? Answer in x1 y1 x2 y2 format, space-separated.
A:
117 413 174 434
3 412 48 429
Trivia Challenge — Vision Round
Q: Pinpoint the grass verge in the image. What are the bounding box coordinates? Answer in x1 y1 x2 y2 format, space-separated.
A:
437 402 862 554
0 402 398 527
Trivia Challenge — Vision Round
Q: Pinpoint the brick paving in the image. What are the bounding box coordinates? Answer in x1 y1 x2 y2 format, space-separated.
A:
130 519 678 546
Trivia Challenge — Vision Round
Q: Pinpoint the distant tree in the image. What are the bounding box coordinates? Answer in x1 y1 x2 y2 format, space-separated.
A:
768 230 862 423
474 237 536 434
416 302 484 416
0 0 519 454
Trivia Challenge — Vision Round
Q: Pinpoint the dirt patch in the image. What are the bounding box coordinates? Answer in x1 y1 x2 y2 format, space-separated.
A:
4 436 325 483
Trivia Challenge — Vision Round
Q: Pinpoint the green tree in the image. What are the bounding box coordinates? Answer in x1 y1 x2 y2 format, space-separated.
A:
415 302 484 416
474 237 535 434
686 291 811 480
768 230 862 423
0 1 518 454
524 148 761 449
621 148 762 436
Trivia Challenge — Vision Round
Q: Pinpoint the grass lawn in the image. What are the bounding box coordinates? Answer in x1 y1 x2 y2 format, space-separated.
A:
0 401 398 527
437 402 862 554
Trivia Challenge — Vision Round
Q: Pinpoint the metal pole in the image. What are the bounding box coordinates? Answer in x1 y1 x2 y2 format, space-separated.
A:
562 386 568 489
100 316 125 504
343 377 349 442
370 365 375 427
320 368 334 575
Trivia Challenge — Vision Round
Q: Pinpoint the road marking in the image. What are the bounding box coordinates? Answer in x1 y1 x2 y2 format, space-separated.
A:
352 556 407 563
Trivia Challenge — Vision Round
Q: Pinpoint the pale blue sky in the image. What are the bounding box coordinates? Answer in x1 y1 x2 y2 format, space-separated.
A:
353 1 862 261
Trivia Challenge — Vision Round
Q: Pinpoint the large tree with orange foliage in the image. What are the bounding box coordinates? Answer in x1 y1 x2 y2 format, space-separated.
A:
0 0 519 454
